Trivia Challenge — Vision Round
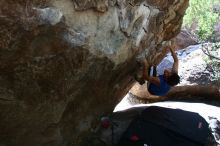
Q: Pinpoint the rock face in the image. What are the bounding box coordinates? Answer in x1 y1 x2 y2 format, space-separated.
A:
172 29 198 50
0 0 189 146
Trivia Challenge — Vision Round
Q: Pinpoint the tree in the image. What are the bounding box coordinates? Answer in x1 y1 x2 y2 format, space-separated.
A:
183 0 220 41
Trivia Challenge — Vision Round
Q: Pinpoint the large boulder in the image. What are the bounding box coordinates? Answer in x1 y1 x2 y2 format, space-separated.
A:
172 29 198 50
0 0 189 146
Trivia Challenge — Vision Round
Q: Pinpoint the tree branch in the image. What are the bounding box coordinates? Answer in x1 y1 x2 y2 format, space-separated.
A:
202 46 220 61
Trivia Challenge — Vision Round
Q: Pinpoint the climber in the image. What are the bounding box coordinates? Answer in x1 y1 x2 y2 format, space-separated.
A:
141 46 180 96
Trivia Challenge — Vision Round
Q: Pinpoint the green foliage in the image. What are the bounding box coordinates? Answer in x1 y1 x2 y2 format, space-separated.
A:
183 0 220 41
202 43 220 87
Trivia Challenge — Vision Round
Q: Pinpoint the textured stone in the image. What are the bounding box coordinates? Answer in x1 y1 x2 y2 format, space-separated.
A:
72 0 109 12
0 0 189 146
172 29 198 50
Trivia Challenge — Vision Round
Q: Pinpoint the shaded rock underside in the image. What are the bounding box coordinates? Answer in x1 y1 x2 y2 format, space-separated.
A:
0 0 189 146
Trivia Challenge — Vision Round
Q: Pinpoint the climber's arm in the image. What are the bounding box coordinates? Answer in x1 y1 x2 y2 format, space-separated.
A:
169 46 179 73
142 60 160 86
